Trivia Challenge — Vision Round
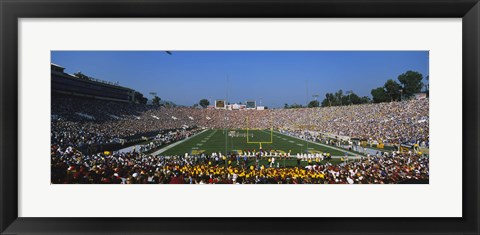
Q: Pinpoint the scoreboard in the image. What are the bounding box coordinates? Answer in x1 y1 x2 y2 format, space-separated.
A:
215 100 226 109
246 100 256 109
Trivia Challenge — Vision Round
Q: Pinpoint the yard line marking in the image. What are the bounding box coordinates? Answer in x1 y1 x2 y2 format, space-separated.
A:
151 129 209 155
273 131 362 157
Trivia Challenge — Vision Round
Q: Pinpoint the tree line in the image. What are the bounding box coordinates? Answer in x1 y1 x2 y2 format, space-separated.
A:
283 70 428 109
370 70 427 103
133 93 176 107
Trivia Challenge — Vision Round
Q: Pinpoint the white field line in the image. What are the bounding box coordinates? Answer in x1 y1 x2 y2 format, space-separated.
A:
151 129 210 156
271 130 364 157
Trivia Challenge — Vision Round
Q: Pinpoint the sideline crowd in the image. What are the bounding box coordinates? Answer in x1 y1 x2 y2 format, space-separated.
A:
51 150 428 184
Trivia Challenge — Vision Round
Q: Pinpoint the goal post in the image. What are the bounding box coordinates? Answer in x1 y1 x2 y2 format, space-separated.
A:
245 116 273 146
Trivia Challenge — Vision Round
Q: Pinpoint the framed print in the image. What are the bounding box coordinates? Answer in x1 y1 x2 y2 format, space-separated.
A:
1 0 479 234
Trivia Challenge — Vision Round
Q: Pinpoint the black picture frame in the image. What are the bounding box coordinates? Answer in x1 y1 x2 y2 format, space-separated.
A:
1 0 479 234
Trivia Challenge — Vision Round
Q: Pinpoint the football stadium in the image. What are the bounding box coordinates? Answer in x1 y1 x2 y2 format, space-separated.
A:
51 51 429 184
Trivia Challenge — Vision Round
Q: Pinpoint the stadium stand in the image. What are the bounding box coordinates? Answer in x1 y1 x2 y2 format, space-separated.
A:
51 63 135 103
51 94 429 184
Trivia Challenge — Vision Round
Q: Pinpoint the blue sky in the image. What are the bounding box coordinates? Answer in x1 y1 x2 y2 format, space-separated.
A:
51 51 429 108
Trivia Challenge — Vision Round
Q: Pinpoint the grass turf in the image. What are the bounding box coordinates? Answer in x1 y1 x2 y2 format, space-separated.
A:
161 129 352 157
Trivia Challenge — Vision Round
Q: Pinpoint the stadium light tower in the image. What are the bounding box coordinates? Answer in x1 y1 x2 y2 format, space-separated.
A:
305 80 309 107
346 90 353 105
225 75 229 168
313 94 319 101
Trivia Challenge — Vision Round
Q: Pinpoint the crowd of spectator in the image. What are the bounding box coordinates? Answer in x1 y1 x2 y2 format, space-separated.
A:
51 96 429 184
270 99 428 145
51 149 428 184
52 97 428 146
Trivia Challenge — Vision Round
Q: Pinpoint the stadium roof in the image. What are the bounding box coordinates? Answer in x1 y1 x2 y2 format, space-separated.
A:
51 63 65 69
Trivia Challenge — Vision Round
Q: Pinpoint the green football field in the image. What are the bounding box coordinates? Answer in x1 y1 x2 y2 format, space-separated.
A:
160 129 353 157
